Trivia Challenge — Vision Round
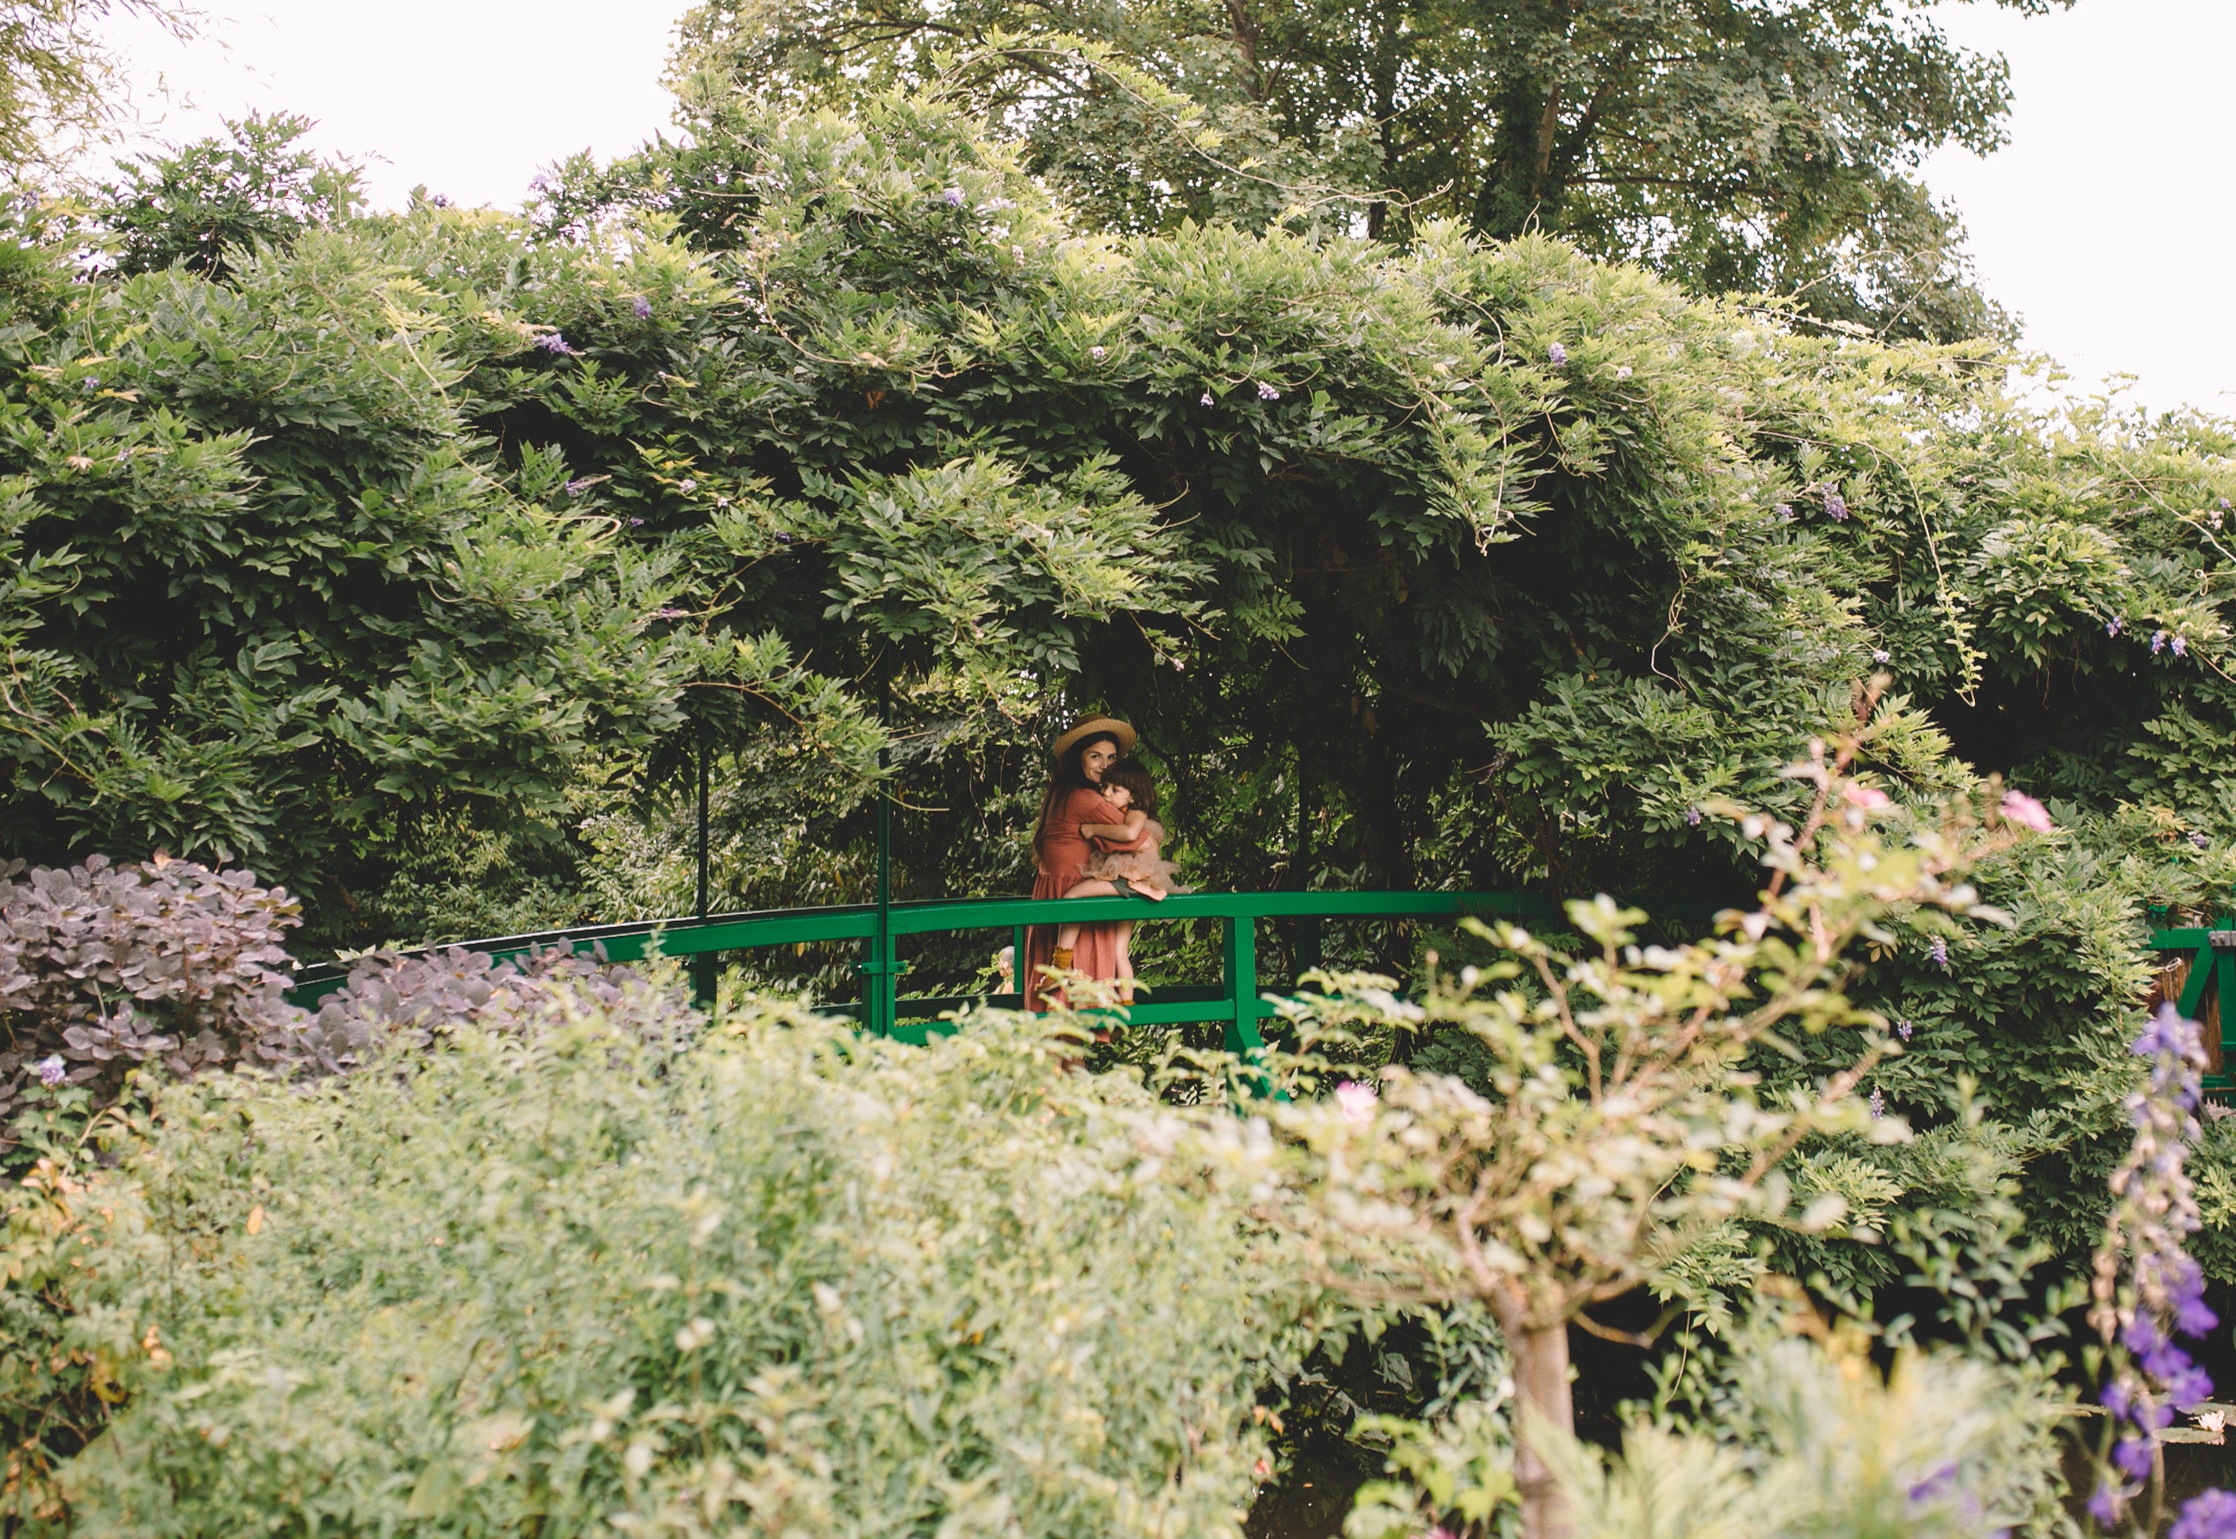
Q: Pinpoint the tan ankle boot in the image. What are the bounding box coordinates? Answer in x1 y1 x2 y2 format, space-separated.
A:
1051 946 1075 969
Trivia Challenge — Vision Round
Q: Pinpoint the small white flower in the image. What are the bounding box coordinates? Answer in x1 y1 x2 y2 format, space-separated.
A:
35 1055 64 1087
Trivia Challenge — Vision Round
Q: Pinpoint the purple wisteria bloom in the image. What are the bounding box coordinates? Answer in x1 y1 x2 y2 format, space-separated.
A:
1775 503 1794 522
1897 1018 1913 1041
2192 831 2211 850
1871 648 1890 664
563 478 596 495
1089 346 1107 362
535 333 576 355
2174 635 2190 657
2108 616 2125 638
942 186 965 207
1685 807 1703 827
1200 390 1215 407
1547 342 1568 367
1256 380 1280 401
1824 489 1849 521
633 295 653 320
1869 1087 1884 1120
1929 936 1949 969
2173 1488 2236 1539
2090 1003 2225 1524
2154 630 2169 654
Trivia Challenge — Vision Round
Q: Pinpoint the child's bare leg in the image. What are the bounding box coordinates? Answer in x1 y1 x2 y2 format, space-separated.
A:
1115 921 1137 1003
1058 879 1122 951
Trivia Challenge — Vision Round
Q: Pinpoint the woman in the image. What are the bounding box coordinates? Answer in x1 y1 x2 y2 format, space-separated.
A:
1023 716 1145 1010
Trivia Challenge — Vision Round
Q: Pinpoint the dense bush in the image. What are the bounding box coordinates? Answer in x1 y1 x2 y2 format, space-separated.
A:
8 992 1319 1536
0 855 708 1145
0 855 306 1130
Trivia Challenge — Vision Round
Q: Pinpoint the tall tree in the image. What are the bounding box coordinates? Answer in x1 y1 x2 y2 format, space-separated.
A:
672 0 2067 340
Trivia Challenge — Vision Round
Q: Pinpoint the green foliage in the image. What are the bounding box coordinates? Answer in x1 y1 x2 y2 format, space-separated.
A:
10 85 2236 1319
674 0 2056 339
94 112 366 280
12 995 1319 1536
0 0 188 172
1543 1323 2070 1539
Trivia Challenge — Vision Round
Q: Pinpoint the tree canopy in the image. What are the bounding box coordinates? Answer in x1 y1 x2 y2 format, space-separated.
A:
670 0 2069 340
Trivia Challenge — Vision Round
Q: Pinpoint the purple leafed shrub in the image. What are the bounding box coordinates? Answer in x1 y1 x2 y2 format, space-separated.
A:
304 943 703 1064
0 856 308 1131
0 857 697 1146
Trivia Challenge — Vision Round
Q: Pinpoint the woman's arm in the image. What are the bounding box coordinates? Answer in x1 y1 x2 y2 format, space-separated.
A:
1080 809 1148 842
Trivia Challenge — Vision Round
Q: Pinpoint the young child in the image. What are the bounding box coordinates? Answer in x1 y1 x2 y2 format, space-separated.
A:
1056 759 1184 1001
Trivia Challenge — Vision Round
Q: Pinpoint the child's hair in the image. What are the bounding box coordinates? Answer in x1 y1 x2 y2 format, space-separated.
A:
1100 758 1159 818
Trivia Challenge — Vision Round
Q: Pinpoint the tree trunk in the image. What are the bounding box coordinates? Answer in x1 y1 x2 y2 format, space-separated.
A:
1506 1316 1574 1539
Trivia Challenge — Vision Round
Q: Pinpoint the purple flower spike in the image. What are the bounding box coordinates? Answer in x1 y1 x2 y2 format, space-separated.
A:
1824 489 1849 521
1547 342 1568 367
1871 648 1890 664
942 186 965 207
2174 635 2189 657
2154 630 2169 654
535 333 576 355
1089 345 1106 362
2192 831 2211 850
1929 936 1949 970
1200 390 1215 407
1685 807 1702 827
2088 1486 2122 1526
1775 503 1794 521
1897 1018 1913 1041
2114 1435 2156 1479
1869 1087 1884 1120
627 516 644 527
633 295 653 320
2108 616 2125 638
2172 1489 2236 1539
1257 380 1280 401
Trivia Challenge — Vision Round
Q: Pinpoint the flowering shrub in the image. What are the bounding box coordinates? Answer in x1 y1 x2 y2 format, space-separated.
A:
11 993 1316 1535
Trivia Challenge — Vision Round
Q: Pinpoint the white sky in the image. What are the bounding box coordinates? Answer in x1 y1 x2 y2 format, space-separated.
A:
97 0 2236 415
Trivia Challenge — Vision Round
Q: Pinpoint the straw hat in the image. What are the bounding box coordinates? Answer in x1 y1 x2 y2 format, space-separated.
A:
1052 716 1137 758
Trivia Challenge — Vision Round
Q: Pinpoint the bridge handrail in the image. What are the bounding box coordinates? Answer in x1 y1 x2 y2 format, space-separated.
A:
285 888 1561 1051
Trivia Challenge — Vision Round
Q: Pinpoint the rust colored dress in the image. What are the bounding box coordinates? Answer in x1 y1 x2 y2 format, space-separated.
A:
1024 785 1148 1010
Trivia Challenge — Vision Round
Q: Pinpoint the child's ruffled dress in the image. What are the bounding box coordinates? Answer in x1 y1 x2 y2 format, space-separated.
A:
1082 820 1188 891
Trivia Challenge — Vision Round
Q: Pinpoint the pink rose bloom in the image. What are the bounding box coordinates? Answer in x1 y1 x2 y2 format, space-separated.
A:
1334 1081 1378 1125
1842 783 1891 810
2001 790 2054 833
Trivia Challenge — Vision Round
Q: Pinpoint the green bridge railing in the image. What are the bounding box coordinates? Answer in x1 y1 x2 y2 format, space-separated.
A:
2152 920 2236 1092
287 897 2227 1085
287 889 1559 1055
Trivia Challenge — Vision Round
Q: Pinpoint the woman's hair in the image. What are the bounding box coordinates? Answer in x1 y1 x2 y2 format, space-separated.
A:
1030 731 1122 859
1100 758 1159 819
